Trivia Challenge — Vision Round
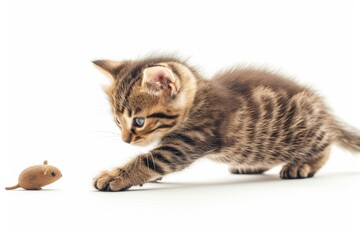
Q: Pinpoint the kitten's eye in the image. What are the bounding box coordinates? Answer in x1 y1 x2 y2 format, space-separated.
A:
133 117 145 128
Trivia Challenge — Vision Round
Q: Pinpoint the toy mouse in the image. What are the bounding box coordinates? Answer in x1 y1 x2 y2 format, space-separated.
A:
5 160 62 190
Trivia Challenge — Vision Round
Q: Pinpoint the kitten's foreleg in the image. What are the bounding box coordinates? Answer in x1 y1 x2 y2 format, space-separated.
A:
93 145 193 191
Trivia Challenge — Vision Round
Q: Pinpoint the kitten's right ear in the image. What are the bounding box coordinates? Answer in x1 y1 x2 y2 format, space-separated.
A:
92 60 124 80
142 66 180 97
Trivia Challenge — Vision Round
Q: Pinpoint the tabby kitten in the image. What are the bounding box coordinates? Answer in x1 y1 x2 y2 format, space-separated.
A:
92 56 360 191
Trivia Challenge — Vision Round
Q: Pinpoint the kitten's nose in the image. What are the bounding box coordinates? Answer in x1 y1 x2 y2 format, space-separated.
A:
122 131 132 144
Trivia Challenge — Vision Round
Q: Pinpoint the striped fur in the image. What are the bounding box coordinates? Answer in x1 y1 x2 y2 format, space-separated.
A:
92 56 360 191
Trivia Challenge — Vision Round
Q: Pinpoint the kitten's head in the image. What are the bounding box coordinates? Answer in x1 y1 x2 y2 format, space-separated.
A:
93 57 197 146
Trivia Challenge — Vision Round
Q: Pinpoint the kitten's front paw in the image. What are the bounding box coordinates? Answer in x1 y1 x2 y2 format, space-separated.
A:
93 169 130 191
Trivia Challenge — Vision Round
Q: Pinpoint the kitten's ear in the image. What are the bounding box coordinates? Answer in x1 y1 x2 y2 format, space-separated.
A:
141 66 180 97
92 60 123 80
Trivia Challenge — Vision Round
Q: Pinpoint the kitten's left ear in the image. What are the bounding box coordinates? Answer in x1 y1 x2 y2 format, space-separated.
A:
141 66 180 97
92 60 124 80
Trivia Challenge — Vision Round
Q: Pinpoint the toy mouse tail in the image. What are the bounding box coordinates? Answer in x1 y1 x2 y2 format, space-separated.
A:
5 184 20 190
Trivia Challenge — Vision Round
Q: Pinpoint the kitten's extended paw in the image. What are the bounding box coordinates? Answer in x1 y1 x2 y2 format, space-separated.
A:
93 170 131 191
280 164 314 179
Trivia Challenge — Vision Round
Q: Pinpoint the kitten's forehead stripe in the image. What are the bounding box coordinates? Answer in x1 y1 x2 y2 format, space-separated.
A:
118 65 143 113
135 107 142 114
128 108 133 117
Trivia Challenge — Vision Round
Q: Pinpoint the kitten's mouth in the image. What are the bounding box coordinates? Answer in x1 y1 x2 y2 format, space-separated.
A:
131 139 149 147
131 137 159 147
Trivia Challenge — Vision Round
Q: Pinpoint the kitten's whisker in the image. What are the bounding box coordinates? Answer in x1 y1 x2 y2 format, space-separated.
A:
94 130 121 135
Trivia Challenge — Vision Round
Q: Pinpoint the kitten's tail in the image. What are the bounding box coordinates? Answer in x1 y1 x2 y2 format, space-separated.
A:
332 120 360 152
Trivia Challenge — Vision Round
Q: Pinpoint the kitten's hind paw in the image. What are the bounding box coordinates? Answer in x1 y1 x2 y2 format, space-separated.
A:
280 164 314 179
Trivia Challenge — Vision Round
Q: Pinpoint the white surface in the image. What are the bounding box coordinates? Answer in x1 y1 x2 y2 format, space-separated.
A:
2 0 360 239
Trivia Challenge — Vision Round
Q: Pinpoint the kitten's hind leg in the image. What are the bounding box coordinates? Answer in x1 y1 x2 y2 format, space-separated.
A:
150 177 163 183
280 148 330 179
229 166 270 175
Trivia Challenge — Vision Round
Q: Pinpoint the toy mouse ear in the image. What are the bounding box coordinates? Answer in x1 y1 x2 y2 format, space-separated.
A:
44 168 49 176
141 66 180 97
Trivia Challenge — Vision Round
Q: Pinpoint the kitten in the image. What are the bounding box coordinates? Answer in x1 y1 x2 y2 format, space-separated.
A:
92 56 360 191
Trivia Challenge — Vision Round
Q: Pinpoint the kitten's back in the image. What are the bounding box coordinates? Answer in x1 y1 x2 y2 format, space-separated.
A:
212 68 306 97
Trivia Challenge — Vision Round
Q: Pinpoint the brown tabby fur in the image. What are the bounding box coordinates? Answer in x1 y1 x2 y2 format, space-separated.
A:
92 55 360 191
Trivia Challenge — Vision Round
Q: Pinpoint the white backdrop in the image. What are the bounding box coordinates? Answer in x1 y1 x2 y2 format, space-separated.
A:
2 0 360 239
